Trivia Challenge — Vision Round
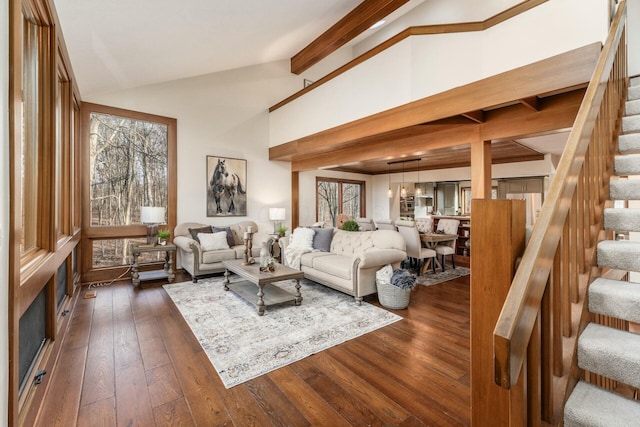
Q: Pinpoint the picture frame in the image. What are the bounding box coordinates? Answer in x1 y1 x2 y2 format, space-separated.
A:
206 156 247 217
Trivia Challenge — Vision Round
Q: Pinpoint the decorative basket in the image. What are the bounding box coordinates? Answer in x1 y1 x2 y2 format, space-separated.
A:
376 280 411 310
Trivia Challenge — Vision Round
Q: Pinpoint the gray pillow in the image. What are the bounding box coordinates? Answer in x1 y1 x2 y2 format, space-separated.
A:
312 227 334 252
188 226 213 242
212 226 235 248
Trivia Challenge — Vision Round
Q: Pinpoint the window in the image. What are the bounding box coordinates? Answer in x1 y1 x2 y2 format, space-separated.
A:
316 178 365 226
82 104 176 273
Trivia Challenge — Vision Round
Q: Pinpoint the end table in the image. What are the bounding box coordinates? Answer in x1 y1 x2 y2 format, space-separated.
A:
130 242 176 287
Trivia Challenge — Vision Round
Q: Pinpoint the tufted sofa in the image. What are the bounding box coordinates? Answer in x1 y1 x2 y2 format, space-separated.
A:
279 229 406 304
174 221 272 282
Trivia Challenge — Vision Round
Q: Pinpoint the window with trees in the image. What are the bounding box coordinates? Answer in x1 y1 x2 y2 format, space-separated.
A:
82 103 176 275
316 178 365 227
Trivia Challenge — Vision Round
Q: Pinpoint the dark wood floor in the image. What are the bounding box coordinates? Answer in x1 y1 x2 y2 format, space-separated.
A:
35 272 471 426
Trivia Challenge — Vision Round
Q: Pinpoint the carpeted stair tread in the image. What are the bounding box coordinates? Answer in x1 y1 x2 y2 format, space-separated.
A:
619 133 640 153
623 115 640 134
603 208 640 231
597 240 640 271
625 98 640 116
615 153 640 176
578 323 640 389
589 278 640 323
610 179 640 200
564 381 640 427
629 85 640 102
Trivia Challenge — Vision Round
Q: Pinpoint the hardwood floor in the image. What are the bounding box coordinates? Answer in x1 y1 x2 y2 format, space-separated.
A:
35 272 471 426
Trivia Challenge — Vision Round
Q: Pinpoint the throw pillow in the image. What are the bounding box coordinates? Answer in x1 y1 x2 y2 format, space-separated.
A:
312 227 334 252
198 231 230 251
189 226 213 242
212 226 235 248
289 227 315 250
376 264 393 286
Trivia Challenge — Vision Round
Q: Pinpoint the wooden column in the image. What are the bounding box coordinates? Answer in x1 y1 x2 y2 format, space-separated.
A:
291 170 299 229
471 140 492 199
471 199 526 426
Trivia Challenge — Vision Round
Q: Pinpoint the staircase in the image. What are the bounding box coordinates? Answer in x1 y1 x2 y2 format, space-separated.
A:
564 77 640 425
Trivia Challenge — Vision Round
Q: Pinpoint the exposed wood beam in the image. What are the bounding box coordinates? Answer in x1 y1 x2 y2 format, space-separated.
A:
273 0 548 111
520 96 540 111
291 0 409 75
462 110 485 123
270 43 599 162
471 140 492 199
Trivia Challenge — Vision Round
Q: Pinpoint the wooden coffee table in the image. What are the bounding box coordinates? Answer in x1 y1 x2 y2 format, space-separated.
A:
222 259 304 316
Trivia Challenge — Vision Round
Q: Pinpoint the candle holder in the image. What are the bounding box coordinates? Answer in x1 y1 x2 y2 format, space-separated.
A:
242 231 254 265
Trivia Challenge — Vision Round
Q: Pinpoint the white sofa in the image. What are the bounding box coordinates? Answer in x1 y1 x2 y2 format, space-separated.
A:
174 221 272 282
279 229 407 304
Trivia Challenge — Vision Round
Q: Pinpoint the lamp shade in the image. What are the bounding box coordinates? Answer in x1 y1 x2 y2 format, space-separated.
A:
140 206 165 224
269 208 286 221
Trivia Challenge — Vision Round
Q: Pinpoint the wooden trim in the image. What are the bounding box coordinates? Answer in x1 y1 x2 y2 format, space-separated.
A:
291 171 299 230
291 0 409 75
272 0 548 112
270 43 599 165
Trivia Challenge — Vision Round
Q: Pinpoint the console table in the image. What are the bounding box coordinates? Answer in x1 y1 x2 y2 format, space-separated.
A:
130 242 176 287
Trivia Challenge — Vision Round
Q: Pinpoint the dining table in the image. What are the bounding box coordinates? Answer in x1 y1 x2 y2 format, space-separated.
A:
419 232 458 274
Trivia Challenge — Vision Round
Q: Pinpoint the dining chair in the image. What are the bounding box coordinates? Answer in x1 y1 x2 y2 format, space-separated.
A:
435 219 460 271
415 216 434 234
395 219 436 273
375 219 396 231
356 217 375 231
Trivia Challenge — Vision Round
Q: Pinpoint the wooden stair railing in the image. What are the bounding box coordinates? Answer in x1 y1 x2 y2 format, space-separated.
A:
483 2 628 425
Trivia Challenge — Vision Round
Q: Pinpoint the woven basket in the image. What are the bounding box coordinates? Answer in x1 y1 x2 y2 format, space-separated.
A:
376 280 411 309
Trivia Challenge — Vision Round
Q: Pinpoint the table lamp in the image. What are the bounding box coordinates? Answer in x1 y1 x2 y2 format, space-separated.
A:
140 206 165 244
269 207 286 234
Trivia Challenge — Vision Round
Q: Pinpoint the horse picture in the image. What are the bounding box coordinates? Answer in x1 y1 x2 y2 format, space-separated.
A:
206 156 247 216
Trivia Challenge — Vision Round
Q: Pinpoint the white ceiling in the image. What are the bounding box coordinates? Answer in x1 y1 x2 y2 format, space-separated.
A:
54 0 367 96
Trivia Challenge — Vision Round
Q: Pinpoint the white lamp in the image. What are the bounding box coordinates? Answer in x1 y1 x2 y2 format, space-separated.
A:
269 207 286 234
140 206 165 244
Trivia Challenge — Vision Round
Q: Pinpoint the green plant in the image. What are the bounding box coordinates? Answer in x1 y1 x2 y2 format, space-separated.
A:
276 224 288 236
157 229 171 239
341 220 359 231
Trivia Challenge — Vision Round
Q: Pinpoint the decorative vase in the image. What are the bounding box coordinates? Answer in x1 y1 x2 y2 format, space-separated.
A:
259 241 272 272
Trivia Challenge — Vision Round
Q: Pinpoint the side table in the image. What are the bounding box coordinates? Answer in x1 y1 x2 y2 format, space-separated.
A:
130 242 176 287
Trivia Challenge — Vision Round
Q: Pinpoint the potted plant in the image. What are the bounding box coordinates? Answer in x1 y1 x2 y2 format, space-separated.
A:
157 229 171 245
275 224 288 237
341 220 359 231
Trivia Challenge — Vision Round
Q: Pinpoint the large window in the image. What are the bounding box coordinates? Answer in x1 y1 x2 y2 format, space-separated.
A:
83 104 176 273
316 178 365 227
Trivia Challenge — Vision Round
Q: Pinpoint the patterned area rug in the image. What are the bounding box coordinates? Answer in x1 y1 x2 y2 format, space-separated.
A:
415 266 470 286
164 278 401 388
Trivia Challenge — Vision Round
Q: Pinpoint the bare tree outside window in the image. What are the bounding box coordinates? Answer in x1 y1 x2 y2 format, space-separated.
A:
316 178 364 227
89 112 168 266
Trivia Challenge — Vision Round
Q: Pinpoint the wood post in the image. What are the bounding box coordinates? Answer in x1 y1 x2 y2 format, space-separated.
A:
471 140 492 199
471 199 526 426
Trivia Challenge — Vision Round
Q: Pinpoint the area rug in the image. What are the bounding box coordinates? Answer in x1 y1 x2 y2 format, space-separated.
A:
415 266 470 287
163 278 402 388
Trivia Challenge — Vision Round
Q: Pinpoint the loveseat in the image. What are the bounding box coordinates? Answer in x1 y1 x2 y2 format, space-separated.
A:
174 221 272 282
279 228 406 304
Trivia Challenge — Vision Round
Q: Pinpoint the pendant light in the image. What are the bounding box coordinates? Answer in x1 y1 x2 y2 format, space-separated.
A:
401 162 406 198
415 158 422 196
387 163 393 198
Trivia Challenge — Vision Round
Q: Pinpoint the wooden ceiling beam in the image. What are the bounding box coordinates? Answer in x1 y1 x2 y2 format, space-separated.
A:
462 110 485 123
290 0 409 75
270 42 600 162
520 96 540 111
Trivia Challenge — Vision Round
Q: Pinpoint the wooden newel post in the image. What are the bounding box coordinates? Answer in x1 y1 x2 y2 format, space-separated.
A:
471 199 526 426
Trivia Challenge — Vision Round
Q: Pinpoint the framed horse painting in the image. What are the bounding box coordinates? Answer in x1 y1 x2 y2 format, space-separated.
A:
206 156 247 217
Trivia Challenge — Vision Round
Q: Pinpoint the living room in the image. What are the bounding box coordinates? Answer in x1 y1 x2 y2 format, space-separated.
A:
3 0 640 425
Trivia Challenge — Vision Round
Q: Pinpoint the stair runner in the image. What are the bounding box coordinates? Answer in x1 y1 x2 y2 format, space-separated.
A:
564 77 640 426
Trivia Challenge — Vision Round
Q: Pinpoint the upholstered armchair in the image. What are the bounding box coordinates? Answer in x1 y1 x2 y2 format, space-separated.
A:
375 219 396 231
435 219 460 271
395 219 436 273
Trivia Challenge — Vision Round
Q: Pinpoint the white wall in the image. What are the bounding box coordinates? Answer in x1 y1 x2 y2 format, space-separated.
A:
629 0 640 76
87 60 301 232
269 0 609 146
1 0 10 422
